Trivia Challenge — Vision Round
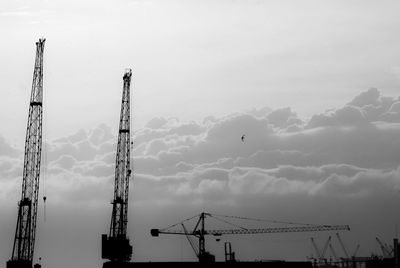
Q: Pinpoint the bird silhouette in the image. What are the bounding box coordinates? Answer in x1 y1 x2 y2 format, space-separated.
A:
241 134 245 142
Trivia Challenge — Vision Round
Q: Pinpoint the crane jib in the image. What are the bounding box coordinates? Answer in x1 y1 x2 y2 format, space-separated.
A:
153 225 350 236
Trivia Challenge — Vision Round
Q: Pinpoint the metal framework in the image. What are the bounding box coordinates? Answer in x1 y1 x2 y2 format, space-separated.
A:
151 212 350 263
8 38 45 268
311 236 331 262
102 69 133 262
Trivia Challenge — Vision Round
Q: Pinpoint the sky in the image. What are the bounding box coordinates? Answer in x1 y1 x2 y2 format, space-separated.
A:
1 0 400 268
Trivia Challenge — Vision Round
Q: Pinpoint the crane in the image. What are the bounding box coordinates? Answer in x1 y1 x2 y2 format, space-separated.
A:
336 233 350 259
7 38 45 268
181 223 200 259
329 242 339 262
224 242 236 262
102 69 133 263
352 244 360 258
151 212 350 263
335 233 361 261
376 237 392 258
310 236 331 262
310 238 321 260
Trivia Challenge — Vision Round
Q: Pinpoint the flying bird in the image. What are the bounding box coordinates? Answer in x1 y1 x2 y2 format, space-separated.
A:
241 134 245 142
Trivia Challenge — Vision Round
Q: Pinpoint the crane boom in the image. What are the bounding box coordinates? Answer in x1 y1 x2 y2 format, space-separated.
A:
102 69 133 262
7 38 45 268
153 225 350 236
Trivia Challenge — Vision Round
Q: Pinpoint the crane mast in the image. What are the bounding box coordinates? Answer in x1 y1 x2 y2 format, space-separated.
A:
7 38 45 268
102 69 133 263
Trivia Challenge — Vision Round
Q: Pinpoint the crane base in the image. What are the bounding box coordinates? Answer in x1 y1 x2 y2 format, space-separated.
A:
102 261 313 268
102 234 132 261
6 260 41 268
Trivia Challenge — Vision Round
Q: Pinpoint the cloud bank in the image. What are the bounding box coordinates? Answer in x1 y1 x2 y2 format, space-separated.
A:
1 88 400 266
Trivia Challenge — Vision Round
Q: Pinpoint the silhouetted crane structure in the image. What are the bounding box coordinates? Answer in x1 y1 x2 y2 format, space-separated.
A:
102 69 133 263
151 212 350 263
376 237 393 258
224 242 236 263
329 242 339 262
7 38 45 268
333 233 361 261
310 236 331 262
336 232 350 259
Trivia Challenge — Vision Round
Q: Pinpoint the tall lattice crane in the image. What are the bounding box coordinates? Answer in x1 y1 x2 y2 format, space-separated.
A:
7 38 45 268
151 212 350 263
102 69 133 263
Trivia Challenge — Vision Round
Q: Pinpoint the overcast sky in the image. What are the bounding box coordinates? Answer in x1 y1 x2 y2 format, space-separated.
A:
1 0 400 268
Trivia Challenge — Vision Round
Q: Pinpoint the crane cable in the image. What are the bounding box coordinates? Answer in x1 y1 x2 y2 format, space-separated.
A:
210 215 248 230
130 69 134 179
160 214 201 231
42 138 47 222
42 62 48 223
160 212 323 234
210 213 320 226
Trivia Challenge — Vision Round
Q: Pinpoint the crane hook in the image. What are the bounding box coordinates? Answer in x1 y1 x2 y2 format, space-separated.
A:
43 196 47 222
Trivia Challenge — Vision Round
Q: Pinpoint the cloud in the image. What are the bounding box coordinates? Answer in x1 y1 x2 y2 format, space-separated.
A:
0 135 22 182
0 135 20 158
348 87 381 107
246 106 273 118
52 155 76 170
145 117 168 129
380 101 400 122
131 163 400 208
2 88 400 266
306 105 367 128
88 124 114 146
0 157 21 180
44 89 400 184
305 88 400 128
266 107 303 128
312 168 400 198
2 88 400 205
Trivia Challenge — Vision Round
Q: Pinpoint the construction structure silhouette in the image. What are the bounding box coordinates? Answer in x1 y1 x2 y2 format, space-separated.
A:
102 69 133 266
7 38 45 268
151 212 350 263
